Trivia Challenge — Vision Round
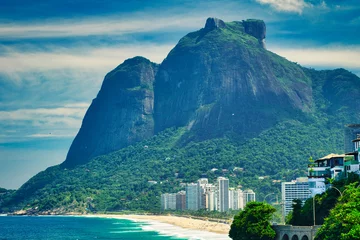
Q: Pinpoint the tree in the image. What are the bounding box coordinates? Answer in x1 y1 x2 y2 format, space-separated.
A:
315 183 360 240
286 199 303 225
229 201 276 240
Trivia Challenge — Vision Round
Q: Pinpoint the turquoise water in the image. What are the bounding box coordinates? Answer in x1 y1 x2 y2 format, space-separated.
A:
0 216 187 240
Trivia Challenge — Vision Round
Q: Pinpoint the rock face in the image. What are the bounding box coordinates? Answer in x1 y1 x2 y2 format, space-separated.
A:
243 19 266 48
154 18 311 139
63 57 157 167
63 18 314 166
205 17 226 30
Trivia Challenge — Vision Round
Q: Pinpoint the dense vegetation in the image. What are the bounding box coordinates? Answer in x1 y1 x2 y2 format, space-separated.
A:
0 112 350 213
315 182 360 240
229 202 276 240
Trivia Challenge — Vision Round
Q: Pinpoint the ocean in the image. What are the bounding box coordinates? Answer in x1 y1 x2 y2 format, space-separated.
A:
0 215 230 240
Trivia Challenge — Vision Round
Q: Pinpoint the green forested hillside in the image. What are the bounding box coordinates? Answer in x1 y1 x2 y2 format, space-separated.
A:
0 111 348 213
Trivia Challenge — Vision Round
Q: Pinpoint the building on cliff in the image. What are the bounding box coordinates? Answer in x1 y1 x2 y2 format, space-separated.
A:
345 136 360 177
307 153 345 197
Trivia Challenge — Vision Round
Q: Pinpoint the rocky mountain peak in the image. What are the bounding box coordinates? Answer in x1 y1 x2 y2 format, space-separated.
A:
63 57 158 167
204 17 226 30
63 17 312 167
243 19 266 48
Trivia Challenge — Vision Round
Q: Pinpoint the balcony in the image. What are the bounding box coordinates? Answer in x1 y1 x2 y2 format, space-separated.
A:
308 167 330 179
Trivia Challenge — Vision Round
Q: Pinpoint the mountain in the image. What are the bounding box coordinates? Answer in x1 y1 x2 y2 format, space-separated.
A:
1 18 360 213
63 57 158 167
65 18 313 167
154 18 311 139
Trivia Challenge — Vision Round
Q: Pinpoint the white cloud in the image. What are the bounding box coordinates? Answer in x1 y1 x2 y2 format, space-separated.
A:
255 0 311 13
0 14 203 39
0 1 277 40
270 46 360 69
0 104 89 142
26 133 75 138
0 44 173 74
0 105 88 123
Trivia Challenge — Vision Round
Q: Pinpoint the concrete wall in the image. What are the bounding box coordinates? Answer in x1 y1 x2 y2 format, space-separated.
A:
272 225 321 240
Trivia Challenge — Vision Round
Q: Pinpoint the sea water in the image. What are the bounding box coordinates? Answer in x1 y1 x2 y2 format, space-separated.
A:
0 215 230 240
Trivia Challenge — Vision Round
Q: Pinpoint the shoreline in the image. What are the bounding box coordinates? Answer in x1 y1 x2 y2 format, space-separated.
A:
94 214 231 239
0 213 232 240
3 213 231 238
95 214 231 234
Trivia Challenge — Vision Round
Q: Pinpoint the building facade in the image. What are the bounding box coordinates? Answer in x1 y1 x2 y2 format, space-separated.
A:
176 191 186 210
308 153 346 196
197 178 208 210
281 178 311 216
161 193 176 211
186 183 199 211
217 177 229 212
243 189 256 207
229 188 244 210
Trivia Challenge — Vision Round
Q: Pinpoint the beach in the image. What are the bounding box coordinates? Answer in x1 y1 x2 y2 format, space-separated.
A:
96 214 230 234
93 214 231 239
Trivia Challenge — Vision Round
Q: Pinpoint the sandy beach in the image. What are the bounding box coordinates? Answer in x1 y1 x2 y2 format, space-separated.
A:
95 214 231 235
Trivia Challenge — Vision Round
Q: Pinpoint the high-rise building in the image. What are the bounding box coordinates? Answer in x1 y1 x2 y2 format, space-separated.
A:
229 188 235 210
229 188 244 210
243 189 256 207
214 190 219 211
186 183 199 210
217 177 229 212
281 177 311 216
197 178 208 210
161 193 176 211
176 191 186 211
204 184 216 211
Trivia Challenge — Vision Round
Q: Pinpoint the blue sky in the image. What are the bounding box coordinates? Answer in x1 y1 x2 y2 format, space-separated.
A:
1 0 359 189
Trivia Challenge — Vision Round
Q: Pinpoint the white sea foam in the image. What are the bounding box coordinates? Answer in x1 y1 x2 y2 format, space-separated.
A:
82 214 231 239
0 214 8 216
138 220 231 240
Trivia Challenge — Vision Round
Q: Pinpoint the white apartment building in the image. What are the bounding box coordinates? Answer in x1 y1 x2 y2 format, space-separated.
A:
229 188 244 210
204 184 216 211
161 193 176 211
243 189 256 207
281 177 311 216
186 183 199 211
217 177 229 212
197 178 208 210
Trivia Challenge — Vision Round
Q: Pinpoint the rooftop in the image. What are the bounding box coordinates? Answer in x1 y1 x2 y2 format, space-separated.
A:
316 153 345 161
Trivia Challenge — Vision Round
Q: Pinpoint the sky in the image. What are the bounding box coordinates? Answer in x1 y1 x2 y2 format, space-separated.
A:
0 0 359 189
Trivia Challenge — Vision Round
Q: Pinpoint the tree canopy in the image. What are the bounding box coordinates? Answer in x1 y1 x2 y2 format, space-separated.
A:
286 199 303 225
315 183 360 240
229 201 276 240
